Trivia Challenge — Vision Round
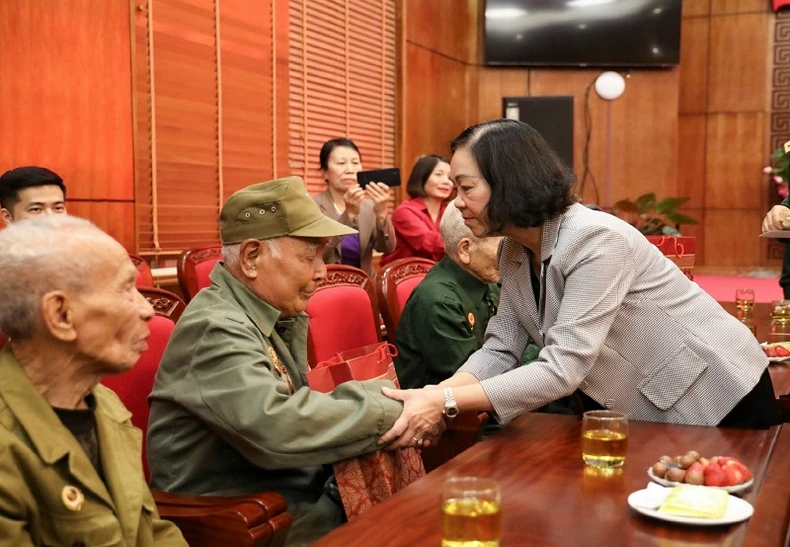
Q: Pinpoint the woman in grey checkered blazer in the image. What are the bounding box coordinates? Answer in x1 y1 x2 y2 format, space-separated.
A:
379 119 780 450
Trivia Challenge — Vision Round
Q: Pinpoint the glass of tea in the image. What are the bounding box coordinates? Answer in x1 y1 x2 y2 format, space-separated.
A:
735 288 755 314
441 476 501 547
581 410 628 468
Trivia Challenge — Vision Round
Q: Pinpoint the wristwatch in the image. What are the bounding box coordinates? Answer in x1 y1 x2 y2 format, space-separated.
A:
442 387 459 419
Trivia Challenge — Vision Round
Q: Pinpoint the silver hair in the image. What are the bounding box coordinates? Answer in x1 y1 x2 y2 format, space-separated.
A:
222 242 242 268
440 201 476 259
0 216 115 340
222 238 285 270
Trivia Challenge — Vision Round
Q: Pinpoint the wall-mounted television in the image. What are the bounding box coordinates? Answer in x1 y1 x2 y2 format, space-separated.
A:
484 0 682 68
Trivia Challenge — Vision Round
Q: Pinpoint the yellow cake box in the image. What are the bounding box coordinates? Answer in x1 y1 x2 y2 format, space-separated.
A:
658 485 729 519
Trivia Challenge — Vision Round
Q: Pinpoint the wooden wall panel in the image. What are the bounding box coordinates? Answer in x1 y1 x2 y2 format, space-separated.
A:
705 112 765 209
679 17 709 114
402 0 476 63
0 0 134 202
400 42 468 178
710 0 770 15
708 13 770 113
526 70 678 207
67 201 136 252
677 115 707 209
703 210 763 267
683 0 710 17
473 68 529 122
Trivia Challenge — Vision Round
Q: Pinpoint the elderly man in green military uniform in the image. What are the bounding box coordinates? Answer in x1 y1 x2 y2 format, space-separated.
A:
0 216 186 546
394 202 509 389
147 177 427 547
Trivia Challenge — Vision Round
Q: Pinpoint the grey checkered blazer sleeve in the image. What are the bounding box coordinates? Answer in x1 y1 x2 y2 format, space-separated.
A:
460 204 768 426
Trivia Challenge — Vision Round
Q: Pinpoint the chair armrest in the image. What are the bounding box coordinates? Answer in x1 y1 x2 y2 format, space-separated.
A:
152 490 292 547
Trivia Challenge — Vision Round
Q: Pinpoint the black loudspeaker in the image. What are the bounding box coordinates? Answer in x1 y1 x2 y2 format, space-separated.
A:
502 96 574 169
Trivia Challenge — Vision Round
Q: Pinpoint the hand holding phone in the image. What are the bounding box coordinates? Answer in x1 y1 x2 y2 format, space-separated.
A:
357 168 401 189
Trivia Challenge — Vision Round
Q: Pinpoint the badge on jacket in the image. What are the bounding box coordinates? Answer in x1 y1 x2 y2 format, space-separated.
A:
268 346 295 394
467 312 475 327
61 485 85 512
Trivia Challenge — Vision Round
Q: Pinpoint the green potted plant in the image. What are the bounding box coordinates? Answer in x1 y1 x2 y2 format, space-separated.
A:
610 193 698 236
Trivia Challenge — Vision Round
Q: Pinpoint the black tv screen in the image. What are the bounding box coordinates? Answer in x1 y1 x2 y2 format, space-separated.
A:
485 0 682 67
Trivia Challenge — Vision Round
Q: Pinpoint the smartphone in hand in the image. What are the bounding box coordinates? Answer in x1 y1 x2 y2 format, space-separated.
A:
357 168 401 189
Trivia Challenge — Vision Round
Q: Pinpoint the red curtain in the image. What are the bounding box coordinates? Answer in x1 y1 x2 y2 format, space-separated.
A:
775 0 790 12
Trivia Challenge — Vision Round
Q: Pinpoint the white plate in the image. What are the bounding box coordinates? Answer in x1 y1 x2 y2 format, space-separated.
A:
760 343 790 363
628 488 754 526
647 468 753 494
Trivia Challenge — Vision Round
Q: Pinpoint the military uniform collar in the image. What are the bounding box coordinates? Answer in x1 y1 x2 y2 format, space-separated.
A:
436 255 490 301
208 262 299 336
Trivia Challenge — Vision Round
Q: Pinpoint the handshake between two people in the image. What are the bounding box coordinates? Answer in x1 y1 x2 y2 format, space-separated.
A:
376 373 490 450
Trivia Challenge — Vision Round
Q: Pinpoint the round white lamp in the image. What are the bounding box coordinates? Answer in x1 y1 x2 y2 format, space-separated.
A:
594 71 626 101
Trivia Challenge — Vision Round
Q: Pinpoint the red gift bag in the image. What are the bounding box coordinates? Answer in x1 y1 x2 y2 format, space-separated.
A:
306 342 426 519
646 235 695 280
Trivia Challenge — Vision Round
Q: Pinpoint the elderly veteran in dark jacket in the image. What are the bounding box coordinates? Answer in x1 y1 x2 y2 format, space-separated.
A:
0 216 186 546
147 177 423 547
394 202 504 389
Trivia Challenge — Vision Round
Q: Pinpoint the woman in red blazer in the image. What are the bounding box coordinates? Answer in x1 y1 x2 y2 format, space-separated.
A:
380 155 453 267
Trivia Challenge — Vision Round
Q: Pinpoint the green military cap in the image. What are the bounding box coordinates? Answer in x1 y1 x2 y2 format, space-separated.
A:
219 176 357 244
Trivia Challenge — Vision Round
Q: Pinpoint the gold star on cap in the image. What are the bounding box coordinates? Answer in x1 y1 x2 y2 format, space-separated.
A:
467 312 475 327
61 485 85 512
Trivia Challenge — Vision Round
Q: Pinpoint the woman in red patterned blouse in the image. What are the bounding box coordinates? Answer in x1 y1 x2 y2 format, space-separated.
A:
380 155 453 266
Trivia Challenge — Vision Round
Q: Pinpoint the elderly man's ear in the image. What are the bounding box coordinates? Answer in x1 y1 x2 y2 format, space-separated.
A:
40 292 78 342
457 238 472 266
239 239 263 279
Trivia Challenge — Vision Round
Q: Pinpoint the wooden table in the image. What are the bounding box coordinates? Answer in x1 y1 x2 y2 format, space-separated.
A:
315 414 790 546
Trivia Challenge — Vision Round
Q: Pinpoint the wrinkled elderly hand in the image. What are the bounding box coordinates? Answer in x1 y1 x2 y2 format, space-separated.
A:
762 204 790 233
378 386 446 450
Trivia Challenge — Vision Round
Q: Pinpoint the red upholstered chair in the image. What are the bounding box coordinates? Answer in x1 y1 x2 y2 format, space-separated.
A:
130 255 154 287
376 258 435 344
100 294 292 546
137 287 186 323
306 265 382 367
101 314 174 481
177 245 222 302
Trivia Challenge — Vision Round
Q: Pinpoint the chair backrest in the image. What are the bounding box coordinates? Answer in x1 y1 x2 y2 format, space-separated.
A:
178 245 223 302
138 287 186 323
376 257 435 343
100 314 175 480
306 265 381 367
130 255 154 287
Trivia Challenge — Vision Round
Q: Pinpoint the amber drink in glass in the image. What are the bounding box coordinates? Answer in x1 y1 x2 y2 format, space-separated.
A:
441 477 501 547
581 410 628 468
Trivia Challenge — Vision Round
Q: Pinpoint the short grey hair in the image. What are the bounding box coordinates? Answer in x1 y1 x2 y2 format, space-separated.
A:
440 201 476 259
0 216 114 340
222 237 285 269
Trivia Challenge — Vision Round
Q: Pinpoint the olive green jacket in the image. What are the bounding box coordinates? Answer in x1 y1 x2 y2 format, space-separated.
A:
0 348 186 546
147 263 403 546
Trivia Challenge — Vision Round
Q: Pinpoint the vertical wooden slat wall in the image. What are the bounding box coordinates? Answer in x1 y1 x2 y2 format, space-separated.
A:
134 0 286 255
288 0 396 195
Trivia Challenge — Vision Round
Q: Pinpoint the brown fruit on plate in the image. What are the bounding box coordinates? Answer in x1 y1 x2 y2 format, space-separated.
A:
651 462 668 478
666 467 686 482
685 450 700 461
659 455 673 464
678 454 697 469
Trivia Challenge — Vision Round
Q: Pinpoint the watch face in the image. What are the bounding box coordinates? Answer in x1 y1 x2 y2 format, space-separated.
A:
445 405 460 418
